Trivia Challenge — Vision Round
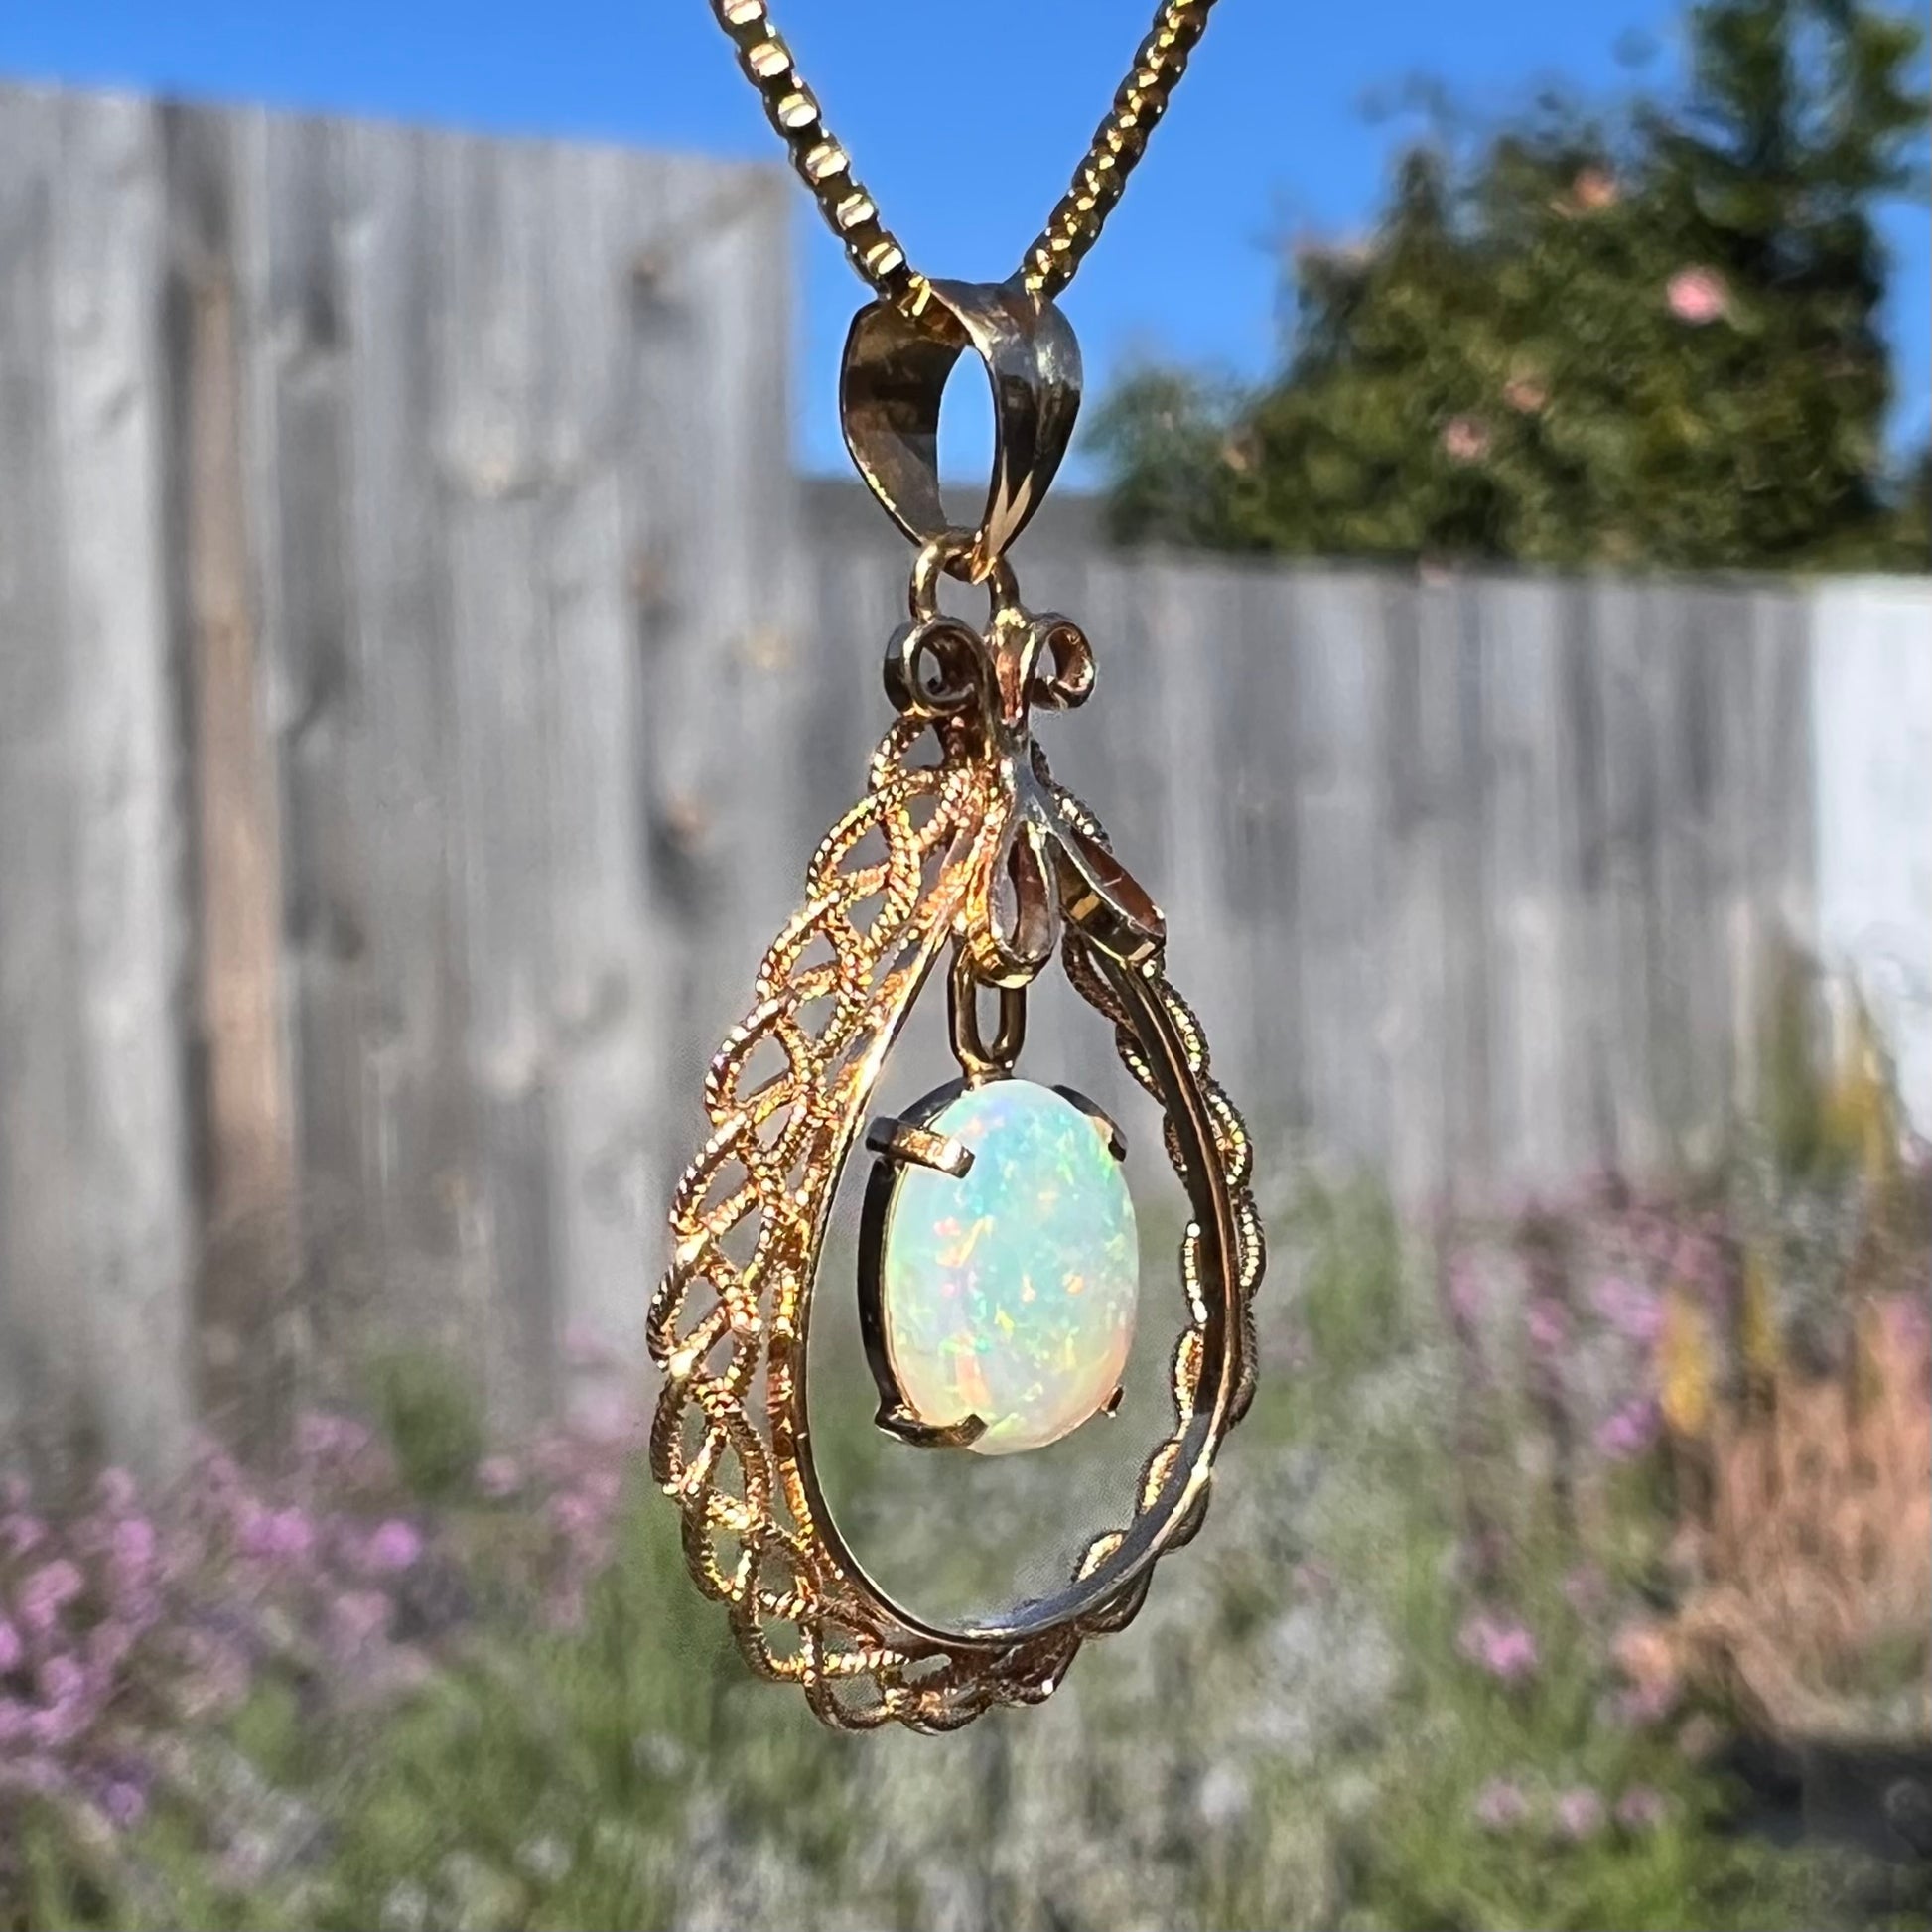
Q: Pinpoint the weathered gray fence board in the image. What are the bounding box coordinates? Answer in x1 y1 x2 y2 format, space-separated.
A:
0 89 193 1472
2 84 1927 1469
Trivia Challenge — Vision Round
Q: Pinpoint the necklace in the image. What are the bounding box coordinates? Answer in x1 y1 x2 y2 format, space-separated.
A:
653 0 1264 1731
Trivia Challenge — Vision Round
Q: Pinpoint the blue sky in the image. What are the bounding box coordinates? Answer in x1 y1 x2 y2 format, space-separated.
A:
5 1 1926 483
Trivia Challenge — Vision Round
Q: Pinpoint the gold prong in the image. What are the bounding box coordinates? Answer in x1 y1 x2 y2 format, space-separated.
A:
875 1403 988 1449
1100 1385 1126 1418
865 1115 974 1176
1052 1084 1127 1163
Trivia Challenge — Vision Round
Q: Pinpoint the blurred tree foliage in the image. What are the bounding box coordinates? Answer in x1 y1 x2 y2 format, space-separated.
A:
1095 0 1930 569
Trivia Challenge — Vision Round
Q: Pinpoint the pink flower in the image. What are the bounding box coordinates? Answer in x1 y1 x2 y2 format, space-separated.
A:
1616 1785 1669 1832
1667 267 1729 326
1589 1275 1663 1344
476 1455 522 1499
364 1519 423 1574
1474 1777 1530 1830
1442 415 1491 464
1556 1786 1606 1840
1572 167 1618 211
17 1559 84 1634
1526 1297 1569 1354
1595 1397 1660 1461
0 1616 22 1674
1503 374 1548 415
1458 1611 1540 1683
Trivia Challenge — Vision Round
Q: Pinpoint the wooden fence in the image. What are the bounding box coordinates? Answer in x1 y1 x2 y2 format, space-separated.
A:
1 85 1926 1473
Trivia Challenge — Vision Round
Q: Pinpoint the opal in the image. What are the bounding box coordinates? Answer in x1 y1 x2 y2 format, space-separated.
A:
880 1079 1138 1455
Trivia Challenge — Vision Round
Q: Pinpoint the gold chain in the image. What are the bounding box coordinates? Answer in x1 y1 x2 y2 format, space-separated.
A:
708 0 1219 312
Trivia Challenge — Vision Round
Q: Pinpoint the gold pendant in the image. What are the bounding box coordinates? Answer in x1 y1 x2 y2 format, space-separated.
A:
650 279 1265 1730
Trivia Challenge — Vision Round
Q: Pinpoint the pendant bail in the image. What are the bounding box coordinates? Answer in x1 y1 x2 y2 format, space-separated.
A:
840 275 1082 583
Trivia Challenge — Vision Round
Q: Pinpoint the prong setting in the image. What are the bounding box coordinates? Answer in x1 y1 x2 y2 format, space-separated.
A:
875 1403 989 1449
865 1114 974 1177
1052 1083 1128 1163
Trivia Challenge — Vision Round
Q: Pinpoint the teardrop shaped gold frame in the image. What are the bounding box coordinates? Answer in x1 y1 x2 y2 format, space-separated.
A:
649 718 1265 1731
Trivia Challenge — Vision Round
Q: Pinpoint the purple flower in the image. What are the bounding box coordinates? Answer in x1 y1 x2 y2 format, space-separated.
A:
0 1616 22 1674
1556 1787 1606 1841
1526 1297 1569 1354
1589 1275 1663 1345
364 1519 423 1574
1458 1611 1540 1683
267 1507 317 1562
111 1514 158 1578
1616 1786 1669 1832
17 1559 84 1634
37 1653 86 1705
1474 1777 1530 1831
1594 1398 1660 1461
99 1776 149 1828
0 1698 28 1742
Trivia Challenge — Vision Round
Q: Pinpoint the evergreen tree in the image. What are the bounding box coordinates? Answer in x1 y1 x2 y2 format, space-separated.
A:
1096 0 1929 569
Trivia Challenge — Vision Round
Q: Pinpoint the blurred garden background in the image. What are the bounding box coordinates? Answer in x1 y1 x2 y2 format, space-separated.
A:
2 2 1930 1927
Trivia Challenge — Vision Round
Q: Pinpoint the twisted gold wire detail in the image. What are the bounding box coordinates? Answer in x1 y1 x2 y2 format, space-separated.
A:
648 713 1264 1729
706 0 1221 311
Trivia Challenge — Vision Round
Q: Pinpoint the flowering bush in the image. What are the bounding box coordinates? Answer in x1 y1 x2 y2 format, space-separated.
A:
3 985 1926 1928
1 1377 639 1911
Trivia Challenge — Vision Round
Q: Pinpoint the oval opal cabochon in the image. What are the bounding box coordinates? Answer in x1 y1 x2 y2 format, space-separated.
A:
880 1079 1139 1455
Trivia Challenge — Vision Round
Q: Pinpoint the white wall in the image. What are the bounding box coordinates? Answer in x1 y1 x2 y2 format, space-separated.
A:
1810 580 1932 1137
